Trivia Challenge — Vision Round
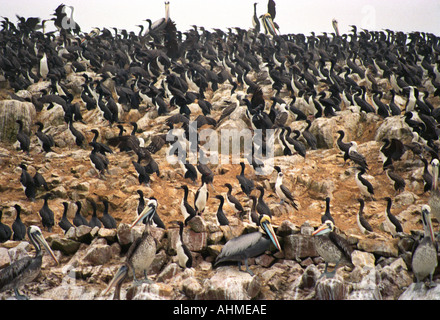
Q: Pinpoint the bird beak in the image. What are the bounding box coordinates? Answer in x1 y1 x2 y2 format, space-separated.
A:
131 205 155 228
423 208 435 242
312 223 330 236
103 264 128 296
35 232 59 265
262 220 282 252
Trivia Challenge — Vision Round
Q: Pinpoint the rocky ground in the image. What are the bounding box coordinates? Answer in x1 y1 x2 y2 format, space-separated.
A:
0 37 439 301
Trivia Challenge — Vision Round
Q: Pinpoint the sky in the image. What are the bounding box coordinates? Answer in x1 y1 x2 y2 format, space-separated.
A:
1 0 439 36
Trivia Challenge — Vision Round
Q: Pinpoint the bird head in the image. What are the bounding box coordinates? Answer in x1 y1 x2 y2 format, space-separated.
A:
421 204 435 242
131 201 157 228
259 214 282 252
28 225 59 265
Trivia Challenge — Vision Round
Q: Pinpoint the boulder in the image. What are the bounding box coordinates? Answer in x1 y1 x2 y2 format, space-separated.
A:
200 266 257 300
0 100 36 142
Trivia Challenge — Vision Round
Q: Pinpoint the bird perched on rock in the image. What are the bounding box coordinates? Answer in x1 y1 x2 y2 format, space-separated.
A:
100 199 117 229
274 166 298 209
224 183 244 220
383 197 403 236
90 142 110 178
356 198 373 234
256 185 272 217
215 195 230 226
73 201 88 227
321 197 335 225
348 142 369 170
18 164 48 201
0 210 12 243
35 121 55 153
88 200 102 229
172 220 193 269
194 174 209 216
39 193 54 232
354 166 374 200
12 205 26 241
411 204 438 289
15 120 30 154
180 185 196 226
236 162 254 197
59 202 74 234
312 220 354 278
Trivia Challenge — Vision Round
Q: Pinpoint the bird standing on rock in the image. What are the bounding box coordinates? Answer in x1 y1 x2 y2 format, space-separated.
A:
0 226 58 300
59 202 74 233
383 197 403 236
312 220 354 278
356 198 373 234
12 205 26 241
353 166 374 200
411 204 438 289
39 193 54 232
100 199 117 229
224 183 244 220
73 201 88 227
236 162 254 197
214 214 281 276
274 166 298 209
15 120 30 154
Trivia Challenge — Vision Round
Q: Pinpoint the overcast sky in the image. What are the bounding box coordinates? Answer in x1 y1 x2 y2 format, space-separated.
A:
1 0 439 36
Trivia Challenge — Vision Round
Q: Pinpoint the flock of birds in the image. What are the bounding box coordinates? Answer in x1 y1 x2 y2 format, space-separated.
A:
0 0 439 299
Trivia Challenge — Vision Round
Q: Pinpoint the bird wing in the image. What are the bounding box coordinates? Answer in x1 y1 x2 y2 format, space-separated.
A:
216 232 263 262
329 232 353 263
0 256 33 291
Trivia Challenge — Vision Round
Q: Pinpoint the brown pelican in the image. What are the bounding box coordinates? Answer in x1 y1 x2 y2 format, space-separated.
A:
411 205 438 289
103 264 128 300
127 200 157 284
312 220 353 278
428 158 440 233
214 214 281 276
0 226 58 299
105 200 157 298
